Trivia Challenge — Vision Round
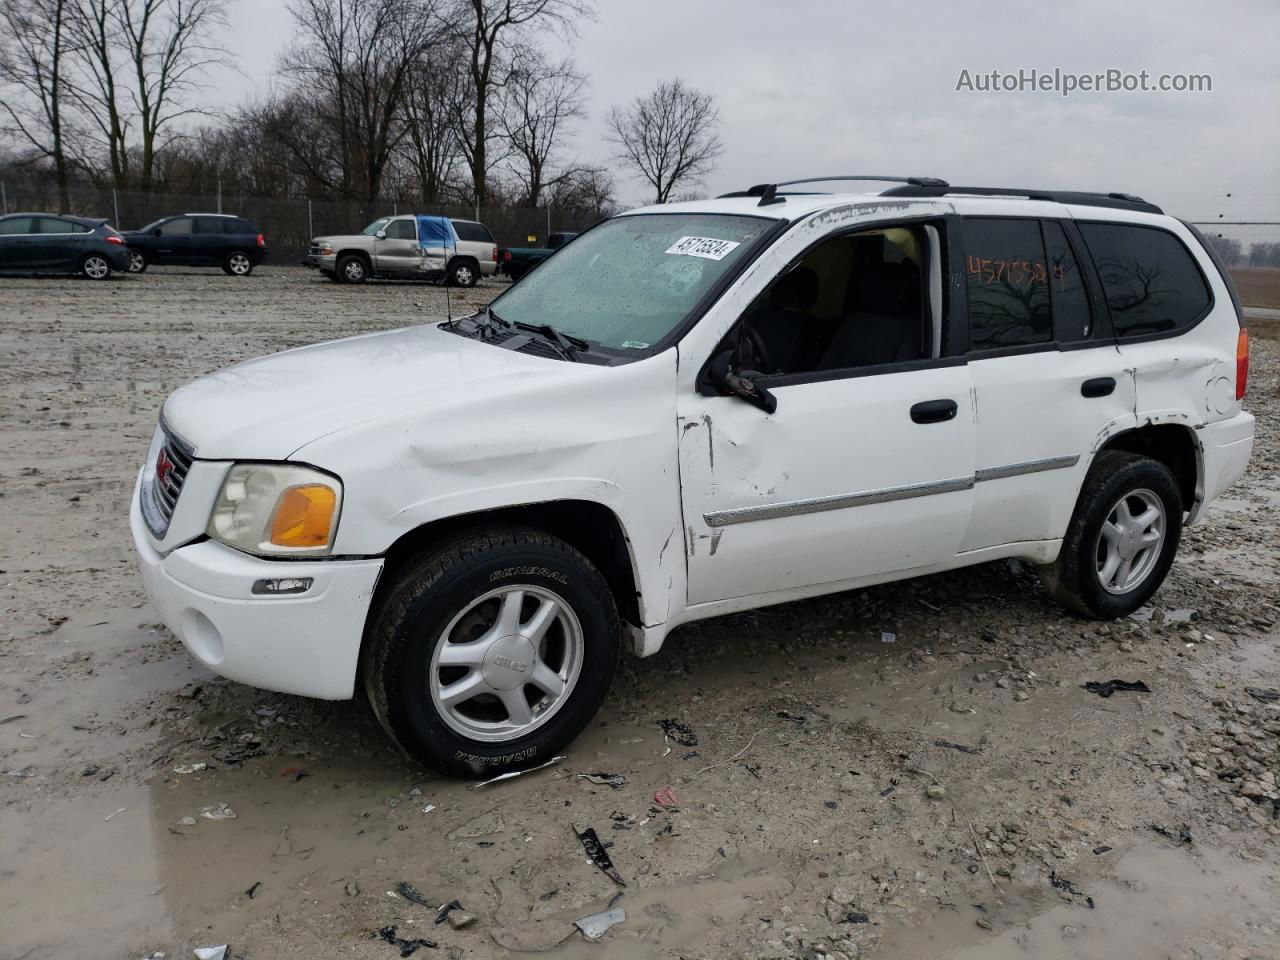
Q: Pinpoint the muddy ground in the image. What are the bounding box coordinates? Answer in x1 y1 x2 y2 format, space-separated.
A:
1 267 1278 960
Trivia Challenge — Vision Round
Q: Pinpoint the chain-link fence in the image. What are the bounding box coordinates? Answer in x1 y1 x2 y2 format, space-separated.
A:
1189 222 1280 310
0 180 608 265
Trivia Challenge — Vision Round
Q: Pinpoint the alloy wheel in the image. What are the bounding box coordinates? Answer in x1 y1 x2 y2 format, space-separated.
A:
1095 488 1165 594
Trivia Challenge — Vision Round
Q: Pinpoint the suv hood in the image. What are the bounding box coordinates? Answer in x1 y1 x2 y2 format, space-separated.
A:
312 233 368 245
162 323 568 460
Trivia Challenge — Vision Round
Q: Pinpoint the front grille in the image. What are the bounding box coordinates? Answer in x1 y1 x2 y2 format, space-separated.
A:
149 429 194 533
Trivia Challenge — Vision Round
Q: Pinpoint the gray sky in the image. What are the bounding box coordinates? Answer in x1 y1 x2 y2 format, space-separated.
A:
220 0 1279 220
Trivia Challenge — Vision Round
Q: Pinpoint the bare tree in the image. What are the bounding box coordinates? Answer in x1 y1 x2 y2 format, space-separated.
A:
546 163 614 218
498 46 584 207
0 0 75 210
64 0 132 187
404 46 466 204
280 0 444 203
454 0 591 206
607 78 723 204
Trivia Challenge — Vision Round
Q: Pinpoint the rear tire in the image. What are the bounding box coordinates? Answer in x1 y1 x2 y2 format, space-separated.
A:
448 258 478 287
362 525 621 778
127 249 148 273
1039 450 1183 618
337 254 368 284
80 254 112 280
222 250 253 276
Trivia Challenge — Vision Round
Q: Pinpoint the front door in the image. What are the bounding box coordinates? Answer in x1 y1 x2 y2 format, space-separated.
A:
375 217 422 274
678 221 976 605
154 216 195 264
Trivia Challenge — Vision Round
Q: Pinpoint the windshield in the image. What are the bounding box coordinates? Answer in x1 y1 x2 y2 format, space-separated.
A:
361 218 391 236
490 213 774 351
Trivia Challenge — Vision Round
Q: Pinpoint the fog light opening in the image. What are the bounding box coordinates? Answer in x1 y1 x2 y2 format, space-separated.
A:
252 577 314 596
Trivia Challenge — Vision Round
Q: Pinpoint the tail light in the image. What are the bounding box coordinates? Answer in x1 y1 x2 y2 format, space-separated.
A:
256 233 265 247
503 250 512 262
492 245 498 262
1236 328 1249 400
105 235 124 245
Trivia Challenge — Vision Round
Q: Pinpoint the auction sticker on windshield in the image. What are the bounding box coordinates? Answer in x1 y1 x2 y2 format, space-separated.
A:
665 236 742 260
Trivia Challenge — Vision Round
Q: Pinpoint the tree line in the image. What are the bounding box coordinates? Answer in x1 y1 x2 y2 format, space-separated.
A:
0 0 725 214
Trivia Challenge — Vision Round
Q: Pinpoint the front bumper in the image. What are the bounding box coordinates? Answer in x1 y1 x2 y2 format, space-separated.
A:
301 253 333 270
130 473 383 699
1191 410 1255 522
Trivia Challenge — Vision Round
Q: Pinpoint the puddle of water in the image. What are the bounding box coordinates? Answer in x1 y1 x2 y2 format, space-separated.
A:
878 843 1279 959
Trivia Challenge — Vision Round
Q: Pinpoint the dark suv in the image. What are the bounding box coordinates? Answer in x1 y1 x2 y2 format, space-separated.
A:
121 214 267 275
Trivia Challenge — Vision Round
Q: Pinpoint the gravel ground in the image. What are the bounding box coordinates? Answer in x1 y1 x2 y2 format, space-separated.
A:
1 266 1278 960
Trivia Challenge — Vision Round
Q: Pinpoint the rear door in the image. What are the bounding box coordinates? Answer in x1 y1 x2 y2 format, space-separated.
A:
194 216 230 264
36 216 93 269
959 216 1136 551
374 217 420 274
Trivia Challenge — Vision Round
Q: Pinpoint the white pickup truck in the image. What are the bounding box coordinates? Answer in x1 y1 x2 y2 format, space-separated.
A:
133 176 1254 777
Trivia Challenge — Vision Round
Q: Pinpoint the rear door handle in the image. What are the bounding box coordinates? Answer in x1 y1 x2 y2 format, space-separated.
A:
910 399 958 424
1081 377 1116 398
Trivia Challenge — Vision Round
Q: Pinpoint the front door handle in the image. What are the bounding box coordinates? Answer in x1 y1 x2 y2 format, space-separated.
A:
910 399 958 424
1081 377 1116 398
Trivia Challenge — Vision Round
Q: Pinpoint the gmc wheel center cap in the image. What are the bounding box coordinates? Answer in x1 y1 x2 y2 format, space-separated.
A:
482 634 536 691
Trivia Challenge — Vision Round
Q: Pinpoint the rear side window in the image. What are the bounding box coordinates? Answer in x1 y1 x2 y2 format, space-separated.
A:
1078 223 1211 337
231 219 256 234
964 219 1052 350
1042 221 1092 341
453 221 494 243
37 217 86 233
0 217 35 235
159 217 193 236
195 216 229 235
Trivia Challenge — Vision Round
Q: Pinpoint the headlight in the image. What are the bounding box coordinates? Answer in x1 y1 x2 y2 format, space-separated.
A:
315 241 333 254
207 464 342 556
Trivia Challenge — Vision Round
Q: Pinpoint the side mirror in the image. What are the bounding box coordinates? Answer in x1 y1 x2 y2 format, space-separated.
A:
375 230 387 239
707 350 778 414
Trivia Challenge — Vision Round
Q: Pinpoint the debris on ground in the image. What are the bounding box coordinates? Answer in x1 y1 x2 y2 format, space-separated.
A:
199 803 237 821
375 925 437 956
1151 822 1193 845
173 763 207 774
1245 687 1280 703
434 899 462 924
1049 871 1095 908
659 719 698 746
1093 845 1113 855
446 910 475 931
575 772 627 789
193 947 227 960
244 881 261 899
574 906 625 940
471 755 566 788
653 785 679 807
880 631 897 643
576 826 626 886
934 739 982 754
397 882 431 907
1082 679 1152 698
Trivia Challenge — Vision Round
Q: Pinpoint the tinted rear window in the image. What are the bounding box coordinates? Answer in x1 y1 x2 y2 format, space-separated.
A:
1078 223 1211 337
452 220 494 243
1042 221 1093 341
964 218 1052 350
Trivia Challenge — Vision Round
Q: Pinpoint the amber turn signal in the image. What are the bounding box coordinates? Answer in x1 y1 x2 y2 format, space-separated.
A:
269 484 337 548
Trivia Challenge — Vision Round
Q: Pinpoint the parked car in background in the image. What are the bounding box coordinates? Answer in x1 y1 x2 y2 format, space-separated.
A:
121 214 266 275
448 218 499 286
130 175 1253 777
0 212 130 280
303 215 461 284
499 231 578 280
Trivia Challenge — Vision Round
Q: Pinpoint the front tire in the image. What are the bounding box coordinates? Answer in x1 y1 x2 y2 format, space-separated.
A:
127 249 148 273
337 254 368 284
222 250 254 276
1039 451 1183 618
80 254 112 280
362 526 620 778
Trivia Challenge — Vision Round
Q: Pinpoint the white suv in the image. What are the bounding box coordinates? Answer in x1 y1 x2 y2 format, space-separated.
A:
132 176 1254 777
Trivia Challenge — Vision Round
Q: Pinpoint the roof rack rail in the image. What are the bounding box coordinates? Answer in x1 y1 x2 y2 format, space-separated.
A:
719 176 950 207
879 183 1163 214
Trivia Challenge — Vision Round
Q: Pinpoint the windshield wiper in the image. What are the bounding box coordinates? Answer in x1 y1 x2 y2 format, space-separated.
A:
515 321 589 360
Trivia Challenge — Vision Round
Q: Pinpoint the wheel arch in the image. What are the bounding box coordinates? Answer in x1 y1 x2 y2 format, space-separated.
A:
367 499 644 643
337 248 373 268
1094 421 1201 516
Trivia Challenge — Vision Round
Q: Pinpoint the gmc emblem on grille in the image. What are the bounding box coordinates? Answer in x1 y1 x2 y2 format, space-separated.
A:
155 449 174 486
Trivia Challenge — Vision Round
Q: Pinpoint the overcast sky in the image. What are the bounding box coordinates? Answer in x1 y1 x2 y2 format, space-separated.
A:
219 0 1279 221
